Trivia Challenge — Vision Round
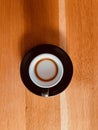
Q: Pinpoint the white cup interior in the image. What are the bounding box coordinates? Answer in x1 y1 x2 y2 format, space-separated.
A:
29 53 64 88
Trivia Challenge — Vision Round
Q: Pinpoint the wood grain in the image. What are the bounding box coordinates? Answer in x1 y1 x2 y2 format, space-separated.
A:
65 0 98 130
0 0 98 130
0 0 26 130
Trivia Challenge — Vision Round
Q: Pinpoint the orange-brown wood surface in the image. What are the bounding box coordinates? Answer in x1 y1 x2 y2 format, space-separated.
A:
0 0 98 130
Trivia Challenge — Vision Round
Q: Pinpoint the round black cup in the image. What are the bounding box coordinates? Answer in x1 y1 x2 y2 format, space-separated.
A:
20 44 73 97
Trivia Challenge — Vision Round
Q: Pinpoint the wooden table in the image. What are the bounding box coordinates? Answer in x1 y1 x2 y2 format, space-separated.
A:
0 0 98 130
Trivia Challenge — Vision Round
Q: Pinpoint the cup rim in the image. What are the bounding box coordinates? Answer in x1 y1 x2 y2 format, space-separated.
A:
28 53 64 88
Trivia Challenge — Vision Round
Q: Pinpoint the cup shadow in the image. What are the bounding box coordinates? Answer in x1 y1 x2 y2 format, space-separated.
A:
20 0 60 58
